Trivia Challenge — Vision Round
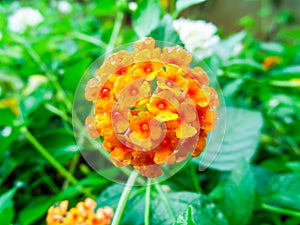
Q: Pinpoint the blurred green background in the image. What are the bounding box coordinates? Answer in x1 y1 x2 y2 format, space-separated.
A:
0 0 300 224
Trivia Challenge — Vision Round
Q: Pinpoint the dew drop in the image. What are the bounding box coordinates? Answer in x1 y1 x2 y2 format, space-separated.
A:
158 103 165 109
142 124 149 131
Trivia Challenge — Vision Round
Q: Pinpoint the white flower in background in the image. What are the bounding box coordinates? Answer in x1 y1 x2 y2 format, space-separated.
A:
128 2 138 11
173 18 220 59
57 1 72 14
8 7 44 33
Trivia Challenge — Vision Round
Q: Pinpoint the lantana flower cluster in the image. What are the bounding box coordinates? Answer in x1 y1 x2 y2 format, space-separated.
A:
85 37 218 178
46 198 113 225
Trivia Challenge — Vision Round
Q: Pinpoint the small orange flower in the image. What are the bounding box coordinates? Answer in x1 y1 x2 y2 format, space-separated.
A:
132 61 163 80
186 66 209 86
111 105 129 134
157 64 188 95
187 78 209 107
131 150 155 166
86 116 99 139
263 56 281 70
134 164 163 178
110 145 132 166
119 79 151 108
153 131 178 164
96 50 133 81
147 90 179 122
94 113 113 138
85 77 102 103
161 45 192 67
98 80 115 100
129 111 156 139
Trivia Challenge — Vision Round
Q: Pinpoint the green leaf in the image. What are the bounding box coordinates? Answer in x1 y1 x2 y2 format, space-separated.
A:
92 0 118 16
150 14 182 44
214 31 246 61
286 161 300 173
259 42 285 55
151 192 228 225
0 158 17 186
266 173 300 211
97 184 145 225
198 107 263 171
61 58 92 94
133 0 161 38
174 0 206 17
20 86 53 119
18 196 54 225
40 129 79 164
0 108 15 126
224 58 264 71
210 161 255 225
174 205 196 225
78 172 109 188
0 127 19 158
270 65 300 79
16 129 79 164
0 187 17 225
97 183 124 209
122 189 145 225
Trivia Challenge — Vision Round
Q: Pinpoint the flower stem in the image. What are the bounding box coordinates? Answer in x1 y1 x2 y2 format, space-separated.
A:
21 126 96 198
18 37 73 112
261 203 300 218
106 11 124 53
111 171 138 225
21 127 78 185
70 32 107 49
154 183 176 221
144 179 152 225
189 162 202 193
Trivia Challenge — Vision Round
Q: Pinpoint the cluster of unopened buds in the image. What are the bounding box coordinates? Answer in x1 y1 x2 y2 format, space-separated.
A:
85 37 219 178
46 198 113 225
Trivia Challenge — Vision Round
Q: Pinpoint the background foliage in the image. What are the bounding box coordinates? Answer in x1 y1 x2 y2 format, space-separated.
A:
0 0 300 224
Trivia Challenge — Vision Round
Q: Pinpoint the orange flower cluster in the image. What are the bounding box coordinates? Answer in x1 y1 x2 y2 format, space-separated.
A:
46 198 113 225
263 56 282 70
85 37 218 178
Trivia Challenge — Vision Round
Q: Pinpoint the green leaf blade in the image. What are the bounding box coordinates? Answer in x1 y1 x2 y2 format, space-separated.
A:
151 192 228 225
0 188 17 225
133 0 161 38
198 107 263 171
174 205 196 225
210 161 255 225
174 0 206 17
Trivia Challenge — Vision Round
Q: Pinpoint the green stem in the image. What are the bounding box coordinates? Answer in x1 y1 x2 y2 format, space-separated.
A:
17 37 72 112
111 171 138 225
21 126 96 198
154 183 176 221
39 166 60 193
106 11 124 53
144 179 152 225
21 127 78 185
70 32 107 49
189 162 202 193
261 203 300 218
62 153 80 189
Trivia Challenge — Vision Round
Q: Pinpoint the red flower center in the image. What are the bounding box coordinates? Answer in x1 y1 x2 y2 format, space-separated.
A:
100 87 110 98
